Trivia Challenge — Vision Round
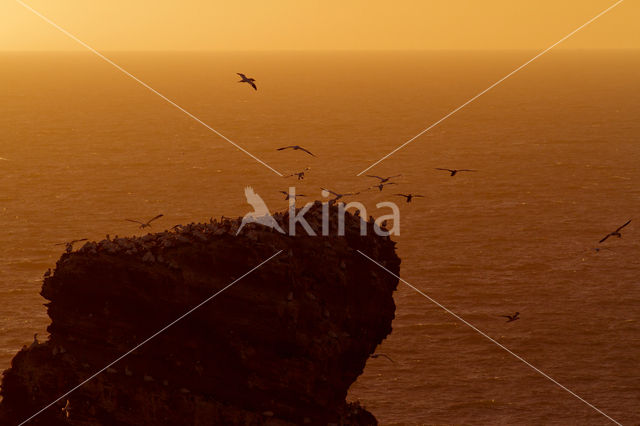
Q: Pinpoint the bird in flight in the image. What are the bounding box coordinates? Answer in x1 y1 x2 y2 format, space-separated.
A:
321 188 360 203
500 312 520 323
593 247 615 253
285 167 311 180
370 353 395 363
369 182 398 192
55 239 88 253
394 193 424 203
366 174 401 184
237 73 257 90
599 219 631 243
279 191 306 200
277 145 315 157
435 168 477 177
126 214 164 229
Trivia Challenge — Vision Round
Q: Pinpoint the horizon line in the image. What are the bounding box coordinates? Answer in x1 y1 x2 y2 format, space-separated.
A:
1 47 639 54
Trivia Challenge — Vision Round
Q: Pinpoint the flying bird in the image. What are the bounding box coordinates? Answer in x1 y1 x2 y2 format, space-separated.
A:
126 214 164 229
500 312 520 323
369 182 398 192
285 167 311 180
279 191 306 200
599 219 632 243
237 73 257 90
370 353 395 363
55 239 88 253
435 168 477 177
366 174 401 183
277 145 315 157
593 247 615 253
394 193 424 203
237 187 284 234
321 188 359 203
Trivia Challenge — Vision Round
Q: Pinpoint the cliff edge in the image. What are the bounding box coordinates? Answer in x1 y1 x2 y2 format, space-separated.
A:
0 202 400 425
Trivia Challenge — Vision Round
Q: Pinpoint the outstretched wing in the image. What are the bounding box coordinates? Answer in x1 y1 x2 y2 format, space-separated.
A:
615 219 632 233
126 219 144 225
599 234 611 243
71 238 88 244
435 168 454 172
458 169 477 172
237 73 247 79
298 146 315 157
277 146 294 151
249 81 257 90
388 174 402 179
366 175 384 181
394 194 408 198
148 214 164 224
379 354 395 363
321 187 340 197
413 195 424 197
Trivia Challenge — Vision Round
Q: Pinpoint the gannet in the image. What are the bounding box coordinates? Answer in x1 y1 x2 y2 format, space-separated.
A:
435 168 477 177
237 73 257 90
277 145 315 157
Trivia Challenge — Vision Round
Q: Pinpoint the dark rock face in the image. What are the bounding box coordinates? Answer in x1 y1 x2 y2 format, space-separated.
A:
0 202 400 425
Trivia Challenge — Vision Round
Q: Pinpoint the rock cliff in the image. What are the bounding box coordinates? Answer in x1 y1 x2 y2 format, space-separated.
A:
0 202 400 425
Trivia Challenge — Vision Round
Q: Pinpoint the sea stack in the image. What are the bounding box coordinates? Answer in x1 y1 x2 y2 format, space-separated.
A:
0 202 400 425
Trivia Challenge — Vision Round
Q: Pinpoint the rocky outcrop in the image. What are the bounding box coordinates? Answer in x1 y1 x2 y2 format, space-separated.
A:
0 202 400 425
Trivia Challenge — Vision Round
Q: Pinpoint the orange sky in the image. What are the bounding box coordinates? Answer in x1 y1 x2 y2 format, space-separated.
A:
1 0 637 51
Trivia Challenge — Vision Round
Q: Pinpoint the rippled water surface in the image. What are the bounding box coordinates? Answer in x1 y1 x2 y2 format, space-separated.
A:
1 51 639 425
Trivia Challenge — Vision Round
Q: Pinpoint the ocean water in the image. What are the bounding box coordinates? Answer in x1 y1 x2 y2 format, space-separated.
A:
0 51 638 425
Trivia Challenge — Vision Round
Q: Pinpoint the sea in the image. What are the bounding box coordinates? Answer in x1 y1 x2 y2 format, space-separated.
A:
0 51 638 425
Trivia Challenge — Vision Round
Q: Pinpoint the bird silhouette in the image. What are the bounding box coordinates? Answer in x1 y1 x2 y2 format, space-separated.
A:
500 312 520 323
435 168 476 177
237 187 285 234
277 145 315 157
285 167 311 180
55 239 88 253
593 247 615 253
599 219 631 243
369 182 398 192
394 193 424 203
237 73 257 90
279 191 306 200
370 353 395 363
321 188 359 203
366 174 401 183
126 214 164 229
